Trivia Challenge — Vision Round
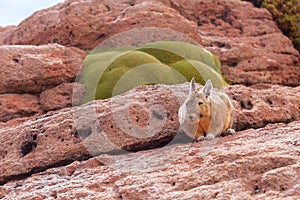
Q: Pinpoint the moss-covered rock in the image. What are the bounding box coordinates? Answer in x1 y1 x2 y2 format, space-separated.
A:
79 41 228 103
244 0 300 52
262 0 300 52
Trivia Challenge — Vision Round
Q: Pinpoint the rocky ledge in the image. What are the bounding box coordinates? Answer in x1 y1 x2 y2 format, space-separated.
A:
1 120 299 199
0 83 300 199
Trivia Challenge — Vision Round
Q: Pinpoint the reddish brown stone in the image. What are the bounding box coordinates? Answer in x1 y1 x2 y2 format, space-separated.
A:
0 26 16 45
156 0 300 86
0 1 300 198
3 0 299 86
1 121 299 199
0 84 181 185
5 0 201 49
40 83 85 112
226 84 300 131
0 44 86 93
0 94 42 123
0 83 299 185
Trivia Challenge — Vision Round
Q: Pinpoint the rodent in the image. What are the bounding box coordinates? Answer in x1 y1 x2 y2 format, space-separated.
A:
178 78 235 141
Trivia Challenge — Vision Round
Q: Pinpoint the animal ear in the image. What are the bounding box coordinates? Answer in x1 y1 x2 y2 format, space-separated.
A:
189 77 195 94
200 79 212 97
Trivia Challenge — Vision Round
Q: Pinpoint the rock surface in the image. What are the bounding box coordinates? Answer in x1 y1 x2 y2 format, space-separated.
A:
0 94 42 123
2 0 299 86
0 26 16 45
1 0 300 199
1 120 299 199
0 44 86 94
4 0 201 49
227 84 300 131
156 0 300 86
40 82 85 111
0 84 181 185
0 83 299 186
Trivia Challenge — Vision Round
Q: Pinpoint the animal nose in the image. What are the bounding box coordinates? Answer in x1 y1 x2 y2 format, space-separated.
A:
189 115 193 120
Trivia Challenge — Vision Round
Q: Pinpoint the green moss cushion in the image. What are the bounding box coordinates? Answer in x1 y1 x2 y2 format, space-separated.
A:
79 41 227 103
138 41 221 73
80 51 122 102
112 63 187 97
171 59 225 88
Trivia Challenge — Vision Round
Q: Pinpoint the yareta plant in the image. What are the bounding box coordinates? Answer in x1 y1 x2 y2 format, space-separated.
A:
79 41 228 103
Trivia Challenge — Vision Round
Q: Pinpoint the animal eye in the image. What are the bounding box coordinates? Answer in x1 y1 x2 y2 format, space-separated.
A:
198 102 203 105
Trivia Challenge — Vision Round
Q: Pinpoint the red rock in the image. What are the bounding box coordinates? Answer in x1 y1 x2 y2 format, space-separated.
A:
213 34 300 86
226 84 300 131
0 0 299 198
3 0 299 86
0 116 37 131
0 26 16 45
157 0 300 86
0 94 42 123
0 44 86 93
40 83 85 111
5 0 201 49
1 121 299 199
0 83 299 185
0 84 181 185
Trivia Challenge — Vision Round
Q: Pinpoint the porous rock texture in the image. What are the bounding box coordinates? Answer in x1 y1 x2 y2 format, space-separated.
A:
0 94 42 123
1 0 300 199
155 0 300 86
0 44 86 122
0 44 85 94
0 83 299 188
1 120 299 199
39 82 85 111
4 0 298 86
4 0 201 49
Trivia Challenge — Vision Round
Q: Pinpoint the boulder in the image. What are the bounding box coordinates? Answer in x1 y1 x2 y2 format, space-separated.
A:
5 0 201 49
0 84 181 185
0 44 86 93
0 83 299 185
0 94 42 123
1 120 299 199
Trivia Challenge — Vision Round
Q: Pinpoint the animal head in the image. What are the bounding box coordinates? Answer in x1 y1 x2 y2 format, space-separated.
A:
179 78 212 125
